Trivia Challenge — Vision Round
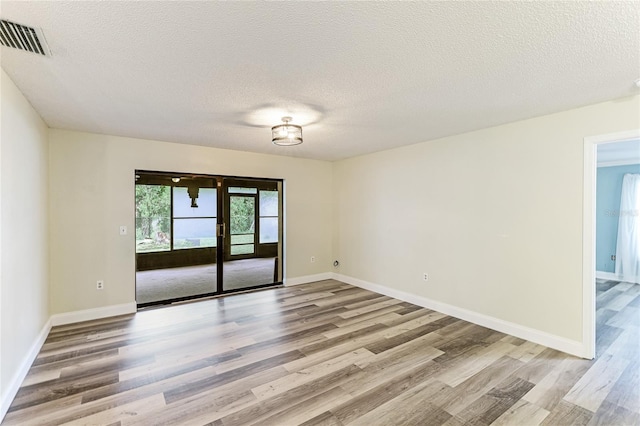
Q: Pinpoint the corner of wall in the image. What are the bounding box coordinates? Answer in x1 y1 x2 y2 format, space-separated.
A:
0 319 51 421
0 69 52 421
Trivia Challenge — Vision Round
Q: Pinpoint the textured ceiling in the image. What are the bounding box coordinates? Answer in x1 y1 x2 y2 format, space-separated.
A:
1 1 639 161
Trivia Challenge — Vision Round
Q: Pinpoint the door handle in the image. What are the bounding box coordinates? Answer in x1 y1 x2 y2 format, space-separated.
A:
216 223 226 238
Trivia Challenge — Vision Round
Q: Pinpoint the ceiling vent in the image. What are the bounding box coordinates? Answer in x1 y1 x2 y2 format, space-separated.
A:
0 19 51 56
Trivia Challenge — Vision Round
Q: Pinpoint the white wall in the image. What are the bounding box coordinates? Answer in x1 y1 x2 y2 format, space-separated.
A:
333 95 640 348
48 130 333 314
0 70 50 414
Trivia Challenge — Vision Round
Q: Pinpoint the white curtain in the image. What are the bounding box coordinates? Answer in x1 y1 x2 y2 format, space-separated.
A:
615 173 640 284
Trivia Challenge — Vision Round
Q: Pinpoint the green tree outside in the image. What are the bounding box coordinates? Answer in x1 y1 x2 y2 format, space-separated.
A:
230 196 255 235
135 184 171 252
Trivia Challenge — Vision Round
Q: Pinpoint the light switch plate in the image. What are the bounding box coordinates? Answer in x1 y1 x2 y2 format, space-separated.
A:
119 226 127 235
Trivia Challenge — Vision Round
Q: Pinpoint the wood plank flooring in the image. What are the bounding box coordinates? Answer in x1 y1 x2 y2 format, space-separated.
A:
3 279 639 425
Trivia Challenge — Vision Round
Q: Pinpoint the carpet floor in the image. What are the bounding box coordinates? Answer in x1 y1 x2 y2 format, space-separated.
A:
136 257 277 304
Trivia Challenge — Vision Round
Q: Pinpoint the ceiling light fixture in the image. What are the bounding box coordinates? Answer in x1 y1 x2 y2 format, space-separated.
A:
272 116 302 146
171 177 181 183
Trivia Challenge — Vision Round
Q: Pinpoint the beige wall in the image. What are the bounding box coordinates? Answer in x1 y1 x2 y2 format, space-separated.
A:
0 71 49 401
3 68 639 406
48 130 333 314
333 96 640 342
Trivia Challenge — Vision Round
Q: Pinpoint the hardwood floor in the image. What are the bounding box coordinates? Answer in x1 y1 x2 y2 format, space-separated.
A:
3 279 639 425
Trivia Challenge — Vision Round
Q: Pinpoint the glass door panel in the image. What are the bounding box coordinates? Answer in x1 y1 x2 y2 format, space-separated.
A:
221 179 283 292
135 171 283 307
229 195 256 257
135 172 217 307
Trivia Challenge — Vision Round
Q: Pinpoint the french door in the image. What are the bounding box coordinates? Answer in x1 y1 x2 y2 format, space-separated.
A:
135 171 283 307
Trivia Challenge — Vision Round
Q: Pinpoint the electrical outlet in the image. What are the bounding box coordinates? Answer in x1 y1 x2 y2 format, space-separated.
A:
423 273 429 282
611 254 616 261
311 256 316 263
97 280 104 290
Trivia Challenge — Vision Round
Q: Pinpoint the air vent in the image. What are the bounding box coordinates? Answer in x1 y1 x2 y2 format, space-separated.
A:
0 19 50 56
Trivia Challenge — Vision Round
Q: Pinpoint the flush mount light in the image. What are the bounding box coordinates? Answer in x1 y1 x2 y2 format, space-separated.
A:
272 116 303 146
171 177 181 183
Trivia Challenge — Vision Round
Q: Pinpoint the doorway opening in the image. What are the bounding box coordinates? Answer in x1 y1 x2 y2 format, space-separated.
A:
134 171 283 307
584 130 640 359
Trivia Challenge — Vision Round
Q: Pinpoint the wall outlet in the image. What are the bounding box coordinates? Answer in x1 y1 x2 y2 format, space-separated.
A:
611 254 616 261
97 280 104 290
311 256 316 263
423 273 429 282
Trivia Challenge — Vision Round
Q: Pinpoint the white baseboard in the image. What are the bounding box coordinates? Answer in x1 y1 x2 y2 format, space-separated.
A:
596 271 621 281
0 317 52 422
333 273 586 358
596 270 639 284
1 302 138 422
0 271 593 422
284 272 333 286
50 302 137 326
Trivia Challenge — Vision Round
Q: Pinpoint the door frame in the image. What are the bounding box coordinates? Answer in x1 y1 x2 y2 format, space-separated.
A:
582 128 640 359
135 170 284 307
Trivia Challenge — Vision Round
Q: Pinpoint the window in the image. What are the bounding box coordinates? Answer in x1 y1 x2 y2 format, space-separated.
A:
173 187 217 250
135 184 217 253
135 184 171 253
136 177 279 255
259 190 279 243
